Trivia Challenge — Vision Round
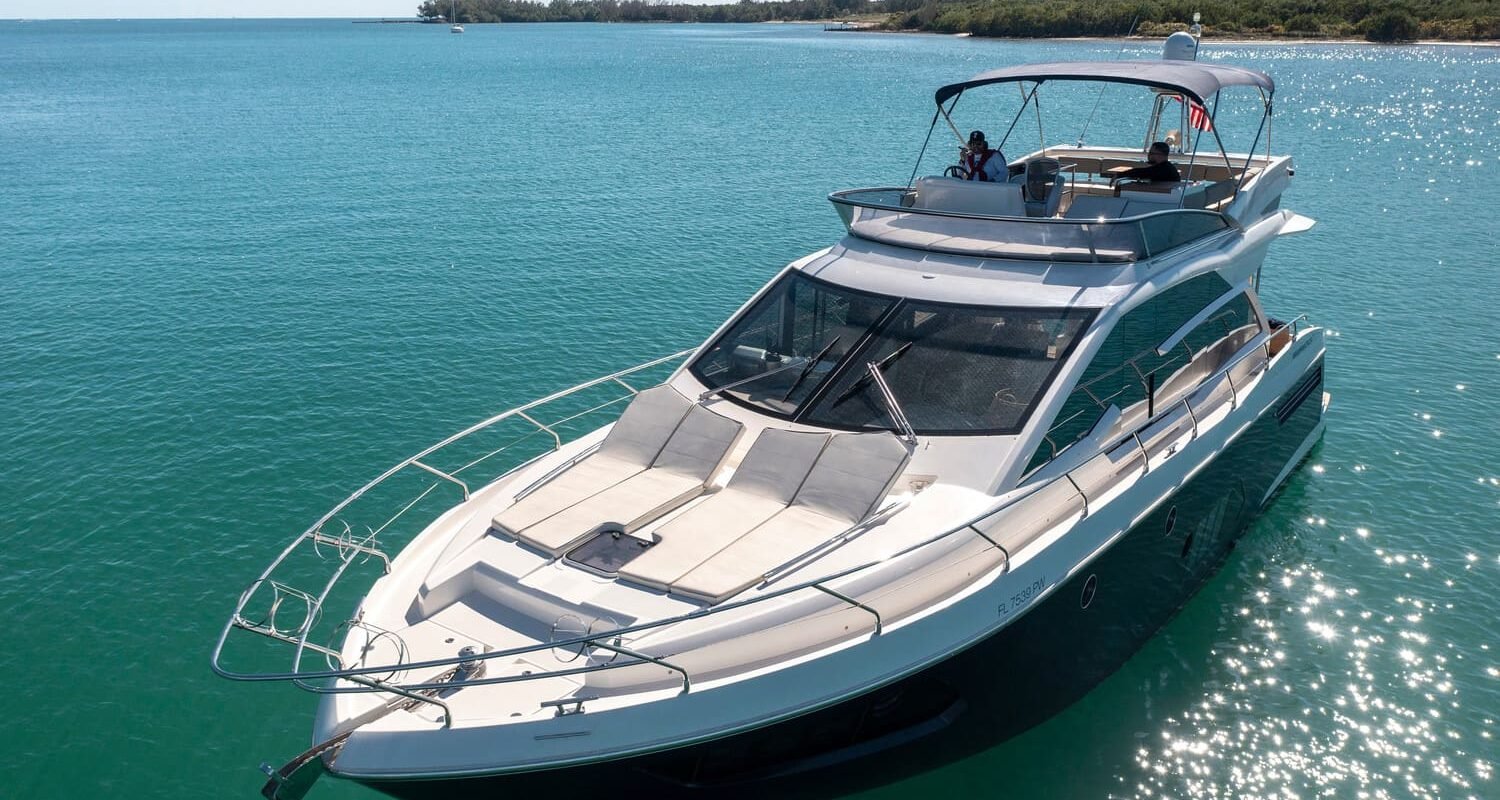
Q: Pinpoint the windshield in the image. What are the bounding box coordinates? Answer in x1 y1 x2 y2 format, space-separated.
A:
690 272 897 417
690 271 1095 436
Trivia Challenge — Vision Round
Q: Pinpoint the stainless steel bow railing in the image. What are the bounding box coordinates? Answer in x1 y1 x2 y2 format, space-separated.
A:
212 317 1314 716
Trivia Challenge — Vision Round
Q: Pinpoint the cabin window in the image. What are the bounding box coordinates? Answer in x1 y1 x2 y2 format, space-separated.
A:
690 272 897 418
801 302 1094 435
690 271 1095 436
1025 273 1261 472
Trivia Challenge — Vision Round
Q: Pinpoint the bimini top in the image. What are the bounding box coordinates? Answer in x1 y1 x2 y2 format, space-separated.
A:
934 60 1275 106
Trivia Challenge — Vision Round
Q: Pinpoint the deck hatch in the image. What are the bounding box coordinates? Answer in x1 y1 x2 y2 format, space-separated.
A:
564 525 658 576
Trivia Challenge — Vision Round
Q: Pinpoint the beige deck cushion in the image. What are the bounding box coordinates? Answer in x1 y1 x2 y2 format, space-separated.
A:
668 506 850 602
726 429 831 503
668 431 910 603
491 454 641 537
616 429 830 590
515 406 744 554
491 385 691 537
615 490 788 590
518 469 707 554
595 385 696 465
649 405 746 482
791 431 910 524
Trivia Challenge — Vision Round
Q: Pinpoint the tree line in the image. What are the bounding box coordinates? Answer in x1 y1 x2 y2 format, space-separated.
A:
418 0 863 24
418 0 1500 41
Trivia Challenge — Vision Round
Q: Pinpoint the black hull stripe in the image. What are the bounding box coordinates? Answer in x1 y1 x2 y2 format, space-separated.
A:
1277 362 1323 424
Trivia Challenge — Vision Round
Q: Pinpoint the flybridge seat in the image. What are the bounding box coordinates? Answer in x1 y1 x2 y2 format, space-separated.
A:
1063 184 1206 220
625 430 911 604
1022 158 1066 218
491 386 744 555
912 176 1026 217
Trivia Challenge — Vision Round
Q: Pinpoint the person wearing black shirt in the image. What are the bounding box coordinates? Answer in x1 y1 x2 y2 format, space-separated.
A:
1115 141 1181 183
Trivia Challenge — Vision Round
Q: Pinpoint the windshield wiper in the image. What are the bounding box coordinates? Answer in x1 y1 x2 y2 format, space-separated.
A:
830 341 913 407
698 360 802 402
780 336 841 403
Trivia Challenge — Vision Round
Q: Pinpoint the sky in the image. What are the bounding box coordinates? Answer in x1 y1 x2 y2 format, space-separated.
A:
5 2 422 17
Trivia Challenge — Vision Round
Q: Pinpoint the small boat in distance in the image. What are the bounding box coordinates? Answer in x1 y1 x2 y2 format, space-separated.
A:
450 0 463 32
216 29 1324 800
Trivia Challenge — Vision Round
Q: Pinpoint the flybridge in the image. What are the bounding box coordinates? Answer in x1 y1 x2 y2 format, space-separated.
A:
826 44 1293 263
828 182 1238 263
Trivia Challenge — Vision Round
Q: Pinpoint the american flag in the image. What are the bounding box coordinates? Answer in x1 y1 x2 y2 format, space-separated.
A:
1175 95 1214 131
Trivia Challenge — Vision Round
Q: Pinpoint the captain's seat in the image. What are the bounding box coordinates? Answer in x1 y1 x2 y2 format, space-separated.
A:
1022 158 1065 217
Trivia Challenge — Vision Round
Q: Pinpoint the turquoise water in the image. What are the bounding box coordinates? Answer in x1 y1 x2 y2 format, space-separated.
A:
3 19 1498 799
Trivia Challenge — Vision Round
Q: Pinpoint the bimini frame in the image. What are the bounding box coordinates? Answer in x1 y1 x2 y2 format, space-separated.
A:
910 60 1276 204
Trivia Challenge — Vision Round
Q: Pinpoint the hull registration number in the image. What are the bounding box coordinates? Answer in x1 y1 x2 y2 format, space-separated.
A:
998 575 1046 619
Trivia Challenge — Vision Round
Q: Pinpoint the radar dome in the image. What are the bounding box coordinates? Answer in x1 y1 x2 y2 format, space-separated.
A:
1163 31 1199 61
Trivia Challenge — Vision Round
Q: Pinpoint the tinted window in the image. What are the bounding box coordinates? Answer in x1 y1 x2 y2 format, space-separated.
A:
690 272 896 417
690 271 1096 436
803 303 1094 435
1028 274 1259 470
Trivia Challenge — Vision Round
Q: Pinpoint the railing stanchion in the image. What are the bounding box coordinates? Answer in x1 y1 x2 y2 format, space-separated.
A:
814 584 883 636
589 641 692 695
409 460 470 501
1065 473 1089 518
516 411 561 449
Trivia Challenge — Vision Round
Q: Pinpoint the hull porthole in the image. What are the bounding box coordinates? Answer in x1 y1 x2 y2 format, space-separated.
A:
1164 506 1178 537
1080 574 1098 609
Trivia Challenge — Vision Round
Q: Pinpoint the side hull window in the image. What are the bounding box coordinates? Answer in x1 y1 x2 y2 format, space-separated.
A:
1026 274 1261 473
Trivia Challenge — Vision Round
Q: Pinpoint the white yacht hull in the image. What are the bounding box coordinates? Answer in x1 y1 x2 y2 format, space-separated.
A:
328 335 1327 798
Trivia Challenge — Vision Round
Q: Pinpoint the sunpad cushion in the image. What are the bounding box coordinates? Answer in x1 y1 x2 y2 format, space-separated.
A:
492 454 640 536
726 429 830 502
651 405 745 481
668 506 849 602
792 431 909 523
615 490 787 590
614 428 826 590
519 469 706 555
596 385 694 466
491 386 692 537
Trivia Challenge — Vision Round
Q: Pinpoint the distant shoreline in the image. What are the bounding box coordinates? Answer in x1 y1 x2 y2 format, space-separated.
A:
779 20 1500 46
6 17 1499 44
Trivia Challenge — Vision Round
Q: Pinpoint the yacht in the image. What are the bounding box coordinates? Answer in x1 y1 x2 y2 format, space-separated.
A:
216 34 1326 800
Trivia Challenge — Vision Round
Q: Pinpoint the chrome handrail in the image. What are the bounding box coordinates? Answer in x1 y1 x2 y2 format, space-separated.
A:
212 350 694 683
828 187 1236 228
214 318 1312 703
829 187 1238 263
1030 314 1308 475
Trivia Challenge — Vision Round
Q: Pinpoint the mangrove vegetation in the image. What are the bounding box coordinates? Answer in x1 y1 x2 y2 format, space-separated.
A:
417 0 1500 42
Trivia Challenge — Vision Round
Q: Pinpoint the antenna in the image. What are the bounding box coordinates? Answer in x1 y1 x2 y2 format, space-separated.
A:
1076 14 1139 147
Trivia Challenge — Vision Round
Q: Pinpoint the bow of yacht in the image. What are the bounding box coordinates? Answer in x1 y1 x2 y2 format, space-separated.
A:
216 38 1327 800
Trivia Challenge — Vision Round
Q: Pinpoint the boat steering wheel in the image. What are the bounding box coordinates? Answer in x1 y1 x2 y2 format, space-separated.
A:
944 165 970 179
